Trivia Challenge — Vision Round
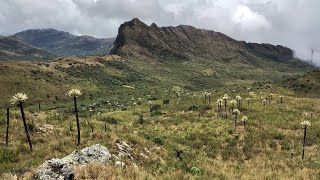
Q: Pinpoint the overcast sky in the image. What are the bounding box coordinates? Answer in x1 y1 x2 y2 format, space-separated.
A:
0 0 319 64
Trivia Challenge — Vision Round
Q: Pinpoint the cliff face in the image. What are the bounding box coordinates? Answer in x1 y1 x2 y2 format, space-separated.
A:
245 43 293 61
111 18 294 62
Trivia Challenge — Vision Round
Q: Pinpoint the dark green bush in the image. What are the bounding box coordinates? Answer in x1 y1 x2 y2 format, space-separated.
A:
98 116 118 124
153 136 163 145
150 104 161 112
163 99 170 105
138 114 144 124
151 110 162 116
187 105 199 111
190 166 201 175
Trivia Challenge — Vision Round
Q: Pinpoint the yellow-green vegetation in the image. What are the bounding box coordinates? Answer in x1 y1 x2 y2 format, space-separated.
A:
0 84 320 179
0 51 309 107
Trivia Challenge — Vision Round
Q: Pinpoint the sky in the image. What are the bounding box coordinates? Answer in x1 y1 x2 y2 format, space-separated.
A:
0 0 319 64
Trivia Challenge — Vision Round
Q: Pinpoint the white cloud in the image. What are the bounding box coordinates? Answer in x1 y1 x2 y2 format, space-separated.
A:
232 5 271 31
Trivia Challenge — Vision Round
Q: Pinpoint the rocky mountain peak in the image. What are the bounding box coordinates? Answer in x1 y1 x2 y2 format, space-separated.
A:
111 18 296 62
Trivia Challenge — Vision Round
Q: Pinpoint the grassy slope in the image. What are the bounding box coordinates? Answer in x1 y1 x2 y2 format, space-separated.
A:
281 70 320 97
0 84 319 179
0 53 317 178
0 53 308 107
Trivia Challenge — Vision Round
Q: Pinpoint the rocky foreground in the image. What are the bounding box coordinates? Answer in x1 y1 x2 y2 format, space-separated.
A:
35 142 136 180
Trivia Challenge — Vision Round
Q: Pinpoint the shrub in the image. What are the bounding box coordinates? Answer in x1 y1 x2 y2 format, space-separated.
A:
222 139 240 160
190 166 201 175
200 105 212 111
151 110 162 117
0 149 19 163
152 136 163 145
98 116 118 124
268 140 278 150
138 114 144 124
163 99 170 105
187 105 199 111
243 135 255 159
205 140 220 158
269 129 285 140
150 104 161 112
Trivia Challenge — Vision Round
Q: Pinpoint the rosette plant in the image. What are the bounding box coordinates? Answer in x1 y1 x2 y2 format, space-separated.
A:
236 95 242 110
217 99 223 118
5 106 10 146
233 109 240 130
301 121 311 160
67 89 82 145
241 116 248 129
133 102 137 113
193 94 197 106
230 100 236 114
269 93 274 104
193 94 197 110
207 92 212 105
246 98 251 108
279 95 284 106
203 92 207 105
148 100 153 112
262 99 267 107
137 97 142 105
223 94 229 118
11 93 32 151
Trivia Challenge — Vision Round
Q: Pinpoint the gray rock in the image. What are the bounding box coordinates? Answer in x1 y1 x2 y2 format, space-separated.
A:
35 144 111 180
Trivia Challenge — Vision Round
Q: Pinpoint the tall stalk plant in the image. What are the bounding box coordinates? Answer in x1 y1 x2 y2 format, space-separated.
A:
233 109 240 130
11 93 32 151
67 89 82 145
5 107 10 146
301 121 311 160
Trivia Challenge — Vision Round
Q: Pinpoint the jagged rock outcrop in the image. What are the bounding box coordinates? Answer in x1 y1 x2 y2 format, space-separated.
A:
245 43 294 61
35 144 112 180
111 18 295 62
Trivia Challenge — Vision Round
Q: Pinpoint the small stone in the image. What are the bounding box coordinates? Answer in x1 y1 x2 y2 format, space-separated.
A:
115 161 126 168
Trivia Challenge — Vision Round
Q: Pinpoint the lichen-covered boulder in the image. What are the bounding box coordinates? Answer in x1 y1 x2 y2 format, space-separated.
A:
35 144 111 180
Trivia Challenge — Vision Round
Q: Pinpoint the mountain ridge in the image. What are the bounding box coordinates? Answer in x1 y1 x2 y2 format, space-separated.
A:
0 35 56 61
14 28 115 57
111 18 297 63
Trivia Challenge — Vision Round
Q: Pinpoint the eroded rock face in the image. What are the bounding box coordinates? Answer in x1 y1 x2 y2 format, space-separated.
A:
35 144 112 180
110 18 295 62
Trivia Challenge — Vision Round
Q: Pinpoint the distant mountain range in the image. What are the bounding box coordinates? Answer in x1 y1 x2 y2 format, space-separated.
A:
14 29 115 57
0 36 56 61
0 29 115 60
